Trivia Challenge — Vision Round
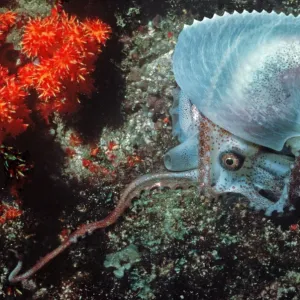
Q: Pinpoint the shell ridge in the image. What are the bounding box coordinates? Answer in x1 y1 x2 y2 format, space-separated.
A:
208 12 256 105
174 9 300 150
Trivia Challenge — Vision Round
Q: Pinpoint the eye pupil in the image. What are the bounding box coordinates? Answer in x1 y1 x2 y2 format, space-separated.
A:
225 158 234 166
220 152 244 171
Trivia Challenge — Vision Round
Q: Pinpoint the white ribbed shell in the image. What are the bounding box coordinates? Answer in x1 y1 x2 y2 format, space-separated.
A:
173 11 300 151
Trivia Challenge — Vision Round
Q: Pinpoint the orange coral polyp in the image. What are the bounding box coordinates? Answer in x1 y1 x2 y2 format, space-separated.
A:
17 63 36 88
0 6 112 135
0 11 17 41
52 44 81 76
0 11 17 27
22 18 60 58
83 19 112 44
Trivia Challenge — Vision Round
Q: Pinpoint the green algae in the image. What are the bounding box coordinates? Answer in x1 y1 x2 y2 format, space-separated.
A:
104 244 141 278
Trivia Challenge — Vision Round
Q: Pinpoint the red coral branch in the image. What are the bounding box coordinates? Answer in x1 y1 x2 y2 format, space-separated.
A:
0 11 16 42
0 4 111 140
0 66 30 143
0 204 22 224
20 6 111 121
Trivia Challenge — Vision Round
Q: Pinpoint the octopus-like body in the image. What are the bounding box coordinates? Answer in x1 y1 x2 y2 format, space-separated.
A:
9 10 300 283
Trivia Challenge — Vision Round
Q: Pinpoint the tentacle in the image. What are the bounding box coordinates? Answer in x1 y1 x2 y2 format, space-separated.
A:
289 155 300 207
164 135 198 171
8 170 199 283
267 136 300 215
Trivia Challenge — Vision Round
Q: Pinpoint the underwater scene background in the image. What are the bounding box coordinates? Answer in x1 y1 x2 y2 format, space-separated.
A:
1 0 300 299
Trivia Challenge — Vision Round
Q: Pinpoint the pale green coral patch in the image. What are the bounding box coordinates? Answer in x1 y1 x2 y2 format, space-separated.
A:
104 244 141 278
16 0 52 17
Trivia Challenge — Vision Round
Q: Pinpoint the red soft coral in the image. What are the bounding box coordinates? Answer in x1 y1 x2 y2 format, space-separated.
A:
0 12 30 144
0 66 30 143
83 18 112 44
0 11 16 42
20 5 111 121
0 6 111 142
21 14 61 58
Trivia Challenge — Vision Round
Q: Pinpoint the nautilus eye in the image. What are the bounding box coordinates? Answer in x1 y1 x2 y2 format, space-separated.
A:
220 152 244 171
